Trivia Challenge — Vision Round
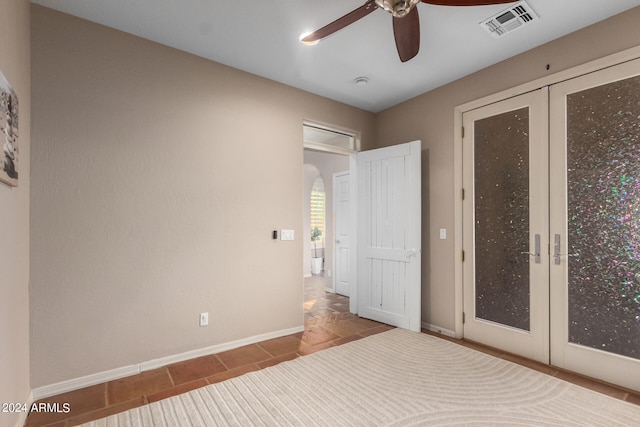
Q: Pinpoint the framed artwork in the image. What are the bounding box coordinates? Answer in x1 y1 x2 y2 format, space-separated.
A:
1 69 18 187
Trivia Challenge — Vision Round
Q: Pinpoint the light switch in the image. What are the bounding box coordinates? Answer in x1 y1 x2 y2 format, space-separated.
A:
281 229 294 241
439 228 447 240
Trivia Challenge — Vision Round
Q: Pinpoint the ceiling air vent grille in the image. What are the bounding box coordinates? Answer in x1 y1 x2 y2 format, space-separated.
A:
481 1 538 38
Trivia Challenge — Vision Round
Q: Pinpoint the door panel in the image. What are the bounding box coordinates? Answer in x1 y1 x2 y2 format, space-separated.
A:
357 141 421 332
549 58 640 391
463 90 549 363
333 171 350 296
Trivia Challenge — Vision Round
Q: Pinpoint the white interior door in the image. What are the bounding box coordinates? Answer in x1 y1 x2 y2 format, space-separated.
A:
333 171 350 296
355 140 421 332
462 90 549 363
549 58 640 391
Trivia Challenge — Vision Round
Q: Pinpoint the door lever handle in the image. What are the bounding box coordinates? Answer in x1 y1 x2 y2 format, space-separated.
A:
553 234 578 265
406 248 420 259
521 234 541 264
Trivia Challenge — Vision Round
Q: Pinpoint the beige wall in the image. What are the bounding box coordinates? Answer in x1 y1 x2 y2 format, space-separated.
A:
374 6 640 333
0 0 30 425
30 5 374 388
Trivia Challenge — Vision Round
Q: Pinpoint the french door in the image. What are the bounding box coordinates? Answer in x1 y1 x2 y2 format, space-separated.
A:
464 58 640 391
549 59 640 391
462 90 549 363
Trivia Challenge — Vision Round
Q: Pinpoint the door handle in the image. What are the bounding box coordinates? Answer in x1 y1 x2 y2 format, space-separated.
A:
406 248 420 259
553 234 578 265
520 234 541 264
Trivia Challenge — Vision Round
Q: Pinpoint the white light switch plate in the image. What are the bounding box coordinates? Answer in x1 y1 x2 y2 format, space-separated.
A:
439 228 447 240
281 229 294 241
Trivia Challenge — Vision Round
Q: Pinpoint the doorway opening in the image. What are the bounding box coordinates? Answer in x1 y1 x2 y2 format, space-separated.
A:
303 150 350 289
302 121 356 299
303 121 423 331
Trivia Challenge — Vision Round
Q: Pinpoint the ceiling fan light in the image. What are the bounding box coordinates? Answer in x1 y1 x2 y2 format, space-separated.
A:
374 0 420 18
299 32 319 45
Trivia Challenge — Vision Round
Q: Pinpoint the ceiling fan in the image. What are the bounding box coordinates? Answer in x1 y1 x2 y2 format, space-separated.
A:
301 0 518 62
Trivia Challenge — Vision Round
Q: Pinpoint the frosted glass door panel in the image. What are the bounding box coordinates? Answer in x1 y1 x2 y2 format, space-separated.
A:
474 107 530 331
565 75 640 359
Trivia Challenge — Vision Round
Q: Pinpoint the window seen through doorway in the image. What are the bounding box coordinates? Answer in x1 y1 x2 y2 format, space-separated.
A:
310 177 325 255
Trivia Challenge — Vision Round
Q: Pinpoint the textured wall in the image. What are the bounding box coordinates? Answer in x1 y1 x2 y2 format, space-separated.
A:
0 0 30 425
374 6 640 332
30 5 374 388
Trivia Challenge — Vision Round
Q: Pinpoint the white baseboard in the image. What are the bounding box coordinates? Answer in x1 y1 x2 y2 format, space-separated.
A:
140 325 304 371
32 325 304 401
32 364 140 401
421 322 456 338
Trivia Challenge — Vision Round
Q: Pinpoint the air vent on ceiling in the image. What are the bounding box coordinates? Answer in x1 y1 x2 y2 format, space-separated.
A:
480 0 538 38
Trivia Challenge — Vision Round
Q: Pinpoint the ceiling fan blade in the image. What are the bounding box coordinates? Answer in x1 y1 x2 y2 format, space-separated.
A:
393 7 420 63
301 0 378 43
422 0 517 5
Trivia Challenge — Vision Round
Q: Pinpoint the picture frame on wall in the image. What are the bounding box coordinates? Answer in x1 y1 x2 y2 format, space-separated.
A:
1 69 19 187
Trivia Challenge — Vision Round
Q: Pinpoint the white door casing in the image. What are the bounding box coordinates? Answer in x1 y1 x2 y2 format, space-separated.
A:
355 140 422 332
333 171 350 297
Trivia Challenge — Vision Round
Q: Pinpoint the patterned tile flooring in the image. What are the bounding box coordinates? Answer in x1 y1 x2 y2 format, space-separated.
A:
24 274 640 426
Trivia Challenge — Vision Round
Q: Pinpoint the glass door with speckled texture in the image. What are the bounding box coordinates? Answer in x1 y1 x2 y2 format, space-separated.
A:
462 90 550 364
550 59 640 392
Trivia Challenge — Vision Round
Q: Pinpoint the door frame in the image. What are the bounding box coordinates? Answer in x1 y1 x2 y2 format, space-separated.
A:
303 120 361 308
333 170 351 297
454 45 640 340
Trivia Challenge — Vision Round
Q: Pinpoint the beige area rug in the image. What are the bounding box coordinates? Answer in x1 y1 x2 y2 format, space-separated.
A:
82 329 640 426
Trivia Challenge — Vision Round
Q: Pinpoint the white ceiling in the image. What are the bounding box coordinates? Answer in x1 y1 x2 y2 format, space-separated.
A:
31 0 640 113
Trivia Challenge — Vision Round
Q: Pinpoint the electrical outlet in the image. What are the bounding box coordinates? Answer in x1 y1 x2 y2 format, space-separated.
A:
199 312 209 327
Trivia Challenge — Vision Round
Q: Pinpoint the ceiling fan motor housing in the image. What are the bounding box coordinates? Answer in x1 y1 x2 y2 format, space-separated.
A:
375 0 421 18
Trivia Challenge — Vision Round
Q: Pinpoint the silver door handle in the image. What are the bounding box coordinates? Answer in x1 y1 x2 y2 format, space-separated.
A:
553 234 578 265
336 239 340 244
520 234 541 264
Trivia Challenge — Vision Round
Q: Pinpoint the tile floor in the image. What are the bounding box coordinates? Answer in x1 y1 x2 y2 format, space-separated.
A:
25 274 640 426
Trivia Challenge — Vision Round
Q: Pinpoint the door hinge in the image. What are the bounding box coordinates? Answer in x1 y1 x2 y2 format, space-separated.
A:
461 126 465 139
462 312 466 324
461 188 465 200
461 250 465 262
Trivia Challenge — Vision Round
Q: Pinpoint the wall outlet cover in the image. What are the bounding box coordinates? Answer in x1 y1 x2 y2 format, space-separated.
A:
199 312 209 327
